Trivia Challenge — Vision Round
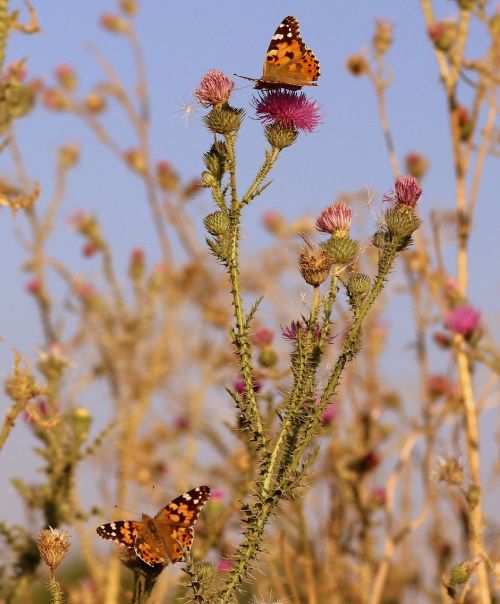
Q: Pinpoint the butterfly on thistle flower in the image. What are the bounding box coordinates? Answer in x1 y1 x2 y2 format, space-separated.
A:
96 486 210 567
236 16 320 91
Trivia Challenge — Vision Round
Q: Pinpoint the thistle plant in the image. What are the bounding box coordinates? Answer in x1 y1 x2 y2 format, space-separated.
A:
192 69 421 602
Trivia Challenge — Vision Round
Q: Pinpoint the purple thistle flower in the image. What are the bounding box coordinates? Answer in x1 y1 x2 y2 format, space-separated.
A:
251 326 275 347
445 304 481 336
252 91 322 133
216 559 233 572
234 375 261 395
321 403 336 426
383 175 422 208
316 203 352 235
194 70 235 107
281 320 325 342
211 488 225 501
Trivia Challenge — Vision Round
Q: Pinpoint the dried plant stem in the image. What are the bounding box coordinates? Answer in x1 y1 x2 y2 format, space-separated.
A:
0 0 8 71
455 343 490 602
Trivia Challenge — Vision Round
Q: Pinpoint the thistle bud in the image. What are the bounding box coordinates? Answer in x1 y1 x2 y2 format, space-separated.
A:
466 484 481 509
346 53 369 77
203 211 230 236
129 248 145 281
42 88 69 111
70 406 92 442
373 20 394 55
58 144 80 169
55 64 77 92
258 347 278 368
156 160 180 192
347 273 371 298
457 0 474 9
264 122 298 149
201 171 218 188
124 148 147 174
456 106 473 142
405 152 428 179
119 0 138 15
298 246 333 286
100 13 129 33
203 106 244 135
428 21 457 52
203 141 227 179
321 237 358 265
84 92 106 114
384 207 421 237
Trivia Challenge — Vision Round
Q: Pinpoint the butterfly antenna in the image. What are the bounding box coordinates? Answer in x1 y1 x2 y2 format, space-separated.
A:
113 504 139 516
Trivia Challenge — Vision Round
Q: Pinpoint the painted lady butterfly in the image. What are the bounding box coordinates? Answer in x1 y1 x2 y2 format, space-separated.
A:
96 486 210 567
236 16 320 91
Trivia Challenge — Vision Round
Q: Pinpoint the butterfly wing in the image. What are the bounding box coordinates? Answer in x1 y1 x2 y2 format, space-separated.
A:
258 16 320 90
154 486 210 563
96 520 139 551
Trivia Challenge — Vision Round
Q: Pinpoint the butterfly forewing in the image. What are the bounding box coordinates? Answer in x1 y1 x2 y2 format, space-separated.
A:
96 520 139 550
155 485 211 527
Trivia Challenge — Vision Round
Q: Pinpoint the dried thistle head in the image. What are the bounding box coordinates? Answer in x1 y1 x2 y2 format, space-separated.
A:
298 244 333 287
36 527 71 572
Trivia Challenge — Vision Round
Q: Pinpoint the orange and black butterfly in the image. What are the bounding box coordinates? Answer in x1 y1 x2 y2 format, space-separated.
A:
96 486 210 567
236 16 320 91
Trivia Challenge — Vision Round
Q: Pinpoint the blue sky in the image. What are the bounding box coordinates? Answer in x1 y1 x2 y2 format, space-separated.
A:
1 1 499 522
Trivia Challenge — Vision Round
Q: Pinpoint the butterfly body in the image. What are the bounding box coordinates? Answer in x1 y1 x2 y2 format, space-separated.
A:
96 486 210 567
237 16 320 91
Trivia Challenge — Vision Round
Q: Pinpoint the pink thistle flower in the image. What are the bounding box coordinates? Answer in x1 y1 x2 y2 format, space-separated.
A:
383 175 422 208
252 90 322 133
82 242 98 258
316 203 352 235
26 278 42 295
321 403 336 426
262 210 285 234
371 487 386 506
281 320 324 342
211 488 225 501
234 375 261 396
194 70 235 107
216 559 232 572
251 326 275 348
445 304 480 336
174 415 190 431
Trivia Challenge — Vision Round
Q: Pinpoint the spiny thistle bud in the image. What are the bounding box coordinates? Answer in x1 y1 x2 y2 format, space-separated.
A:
456 106 473 142
264 122 298 149
203 106 244 135
58 144 80 169
203 211 230 236
427 21 458 52
119 0 138 16
405 152 429 179
321 237 358 265
346 53 369 77
36 527 71 572
42 88 69 112
373 20 394 55
5 354 45 402
448 558 480 587
129 247 145 281
258 347 278 368
384 207 421 237
316 203 352 237
124 148 147 174
203 141 227 179
298 245 333 286
55 64 77 92
201 171 219 188
347 273 371 299
84 92 106 114
194 70 235 108
37 344 69 382
156 160 180 192
100 13 130 34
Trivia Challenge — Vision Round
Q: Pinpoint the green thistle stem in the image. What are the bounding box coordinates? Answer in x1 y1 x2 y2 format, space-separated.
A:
47 572 63 604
